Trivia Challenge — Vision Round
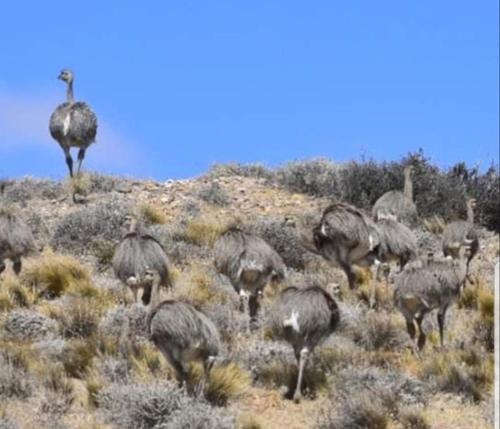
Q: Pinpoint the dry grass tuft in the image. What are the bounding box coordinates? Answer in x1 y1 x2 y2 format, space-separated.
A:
189 362 250 405
0 273 37 311
140 203 168 225
399 407 430 429
174 265 224 307
62 339 97 378
183 215 231 247
21 250 93 298
419 348 494 401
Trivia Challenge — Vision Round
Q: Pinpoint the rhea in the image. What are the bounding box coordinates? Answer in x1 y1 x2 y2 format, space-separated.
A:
112 215 172 304
309 203 381 290
214 227 286 332
394 240 472 353
0 207 36 276
442 198 479 282
145 269 221 396
372 165 418 226
49 69 98 177
269 286 340 403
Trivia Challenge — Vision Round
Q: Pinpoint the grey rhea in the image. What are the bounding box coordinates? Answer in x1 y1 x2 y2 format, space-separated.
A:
375 216 418 284
145 269 221 396
214 227 286 332
394 240 472 352
311 203 380 289
112 215 171 305
269 286 340 403
0 207 36 275
442 198 479 281
372 165 418 226
49 69 98 177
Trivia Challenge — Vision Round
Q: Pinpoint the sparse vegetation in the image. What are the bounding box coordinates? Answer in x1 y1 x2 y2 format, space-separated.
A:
21 250 93 298
0 157 496 429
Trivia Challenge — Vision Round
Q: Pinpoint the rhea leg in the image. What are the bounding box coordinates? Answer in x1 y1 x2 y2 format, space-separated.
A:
12 258 22 276
248 293 260 330
339 261 357 289
0 260 6 275
437 306 448 348
197 356 216 397
293 347 309 403
62 146 74 177
415 313 427 351
76 148 86 175
239 290 251 333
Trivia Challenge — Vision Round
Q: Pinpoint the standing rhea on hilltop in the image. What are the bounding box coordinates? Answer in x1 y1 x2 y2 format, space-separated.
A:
308 203 380 290
214 227 286 332
442 198 479 282
394 241 472 352
269 286 340 403
49 69 98 177
112 215 172 304
145 269 221 396
0 207 36 275
372 165 418 226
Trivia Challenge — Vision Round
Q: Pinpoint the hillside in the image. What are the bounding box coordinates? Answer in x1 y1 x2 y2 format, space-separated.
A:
0 161 498 429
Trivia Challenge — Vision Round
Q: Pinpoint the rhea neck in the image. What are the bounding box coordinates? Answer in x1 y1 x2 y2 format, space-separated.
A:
466 203 474 224
128 218 139 233
403 169 413 201
148 276 161 311
65 79 74 103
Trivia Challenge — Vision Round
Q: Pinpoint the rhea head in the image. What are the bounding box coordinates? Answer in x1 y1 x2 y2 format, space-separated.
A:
144 268 161 285
58 69 74 83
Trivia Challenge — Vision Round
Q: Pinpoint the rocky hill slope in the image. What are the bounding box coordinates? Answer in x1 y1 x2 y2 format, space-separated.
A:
0 166 498 429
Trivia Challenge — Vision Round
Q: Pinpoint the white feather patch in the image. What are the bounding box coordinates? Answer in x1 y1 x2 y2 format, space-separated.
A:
63 114 71 136
369 234 375 251
283 310 300 333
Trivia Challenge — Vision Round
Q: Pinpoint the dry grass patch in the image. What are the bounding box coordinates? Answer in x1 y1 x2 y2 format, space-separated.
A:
183 214 232 247
419 348 494 401
62 339 97 378
189 362 250 405
399 407 430 429
140 203 167 225
0 273 37 311
174 264 225 307
21 250 93 298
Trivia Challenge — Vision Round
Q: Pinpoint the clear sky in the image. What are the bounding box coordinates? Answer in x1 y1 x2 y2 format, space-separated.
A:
0 1 498 180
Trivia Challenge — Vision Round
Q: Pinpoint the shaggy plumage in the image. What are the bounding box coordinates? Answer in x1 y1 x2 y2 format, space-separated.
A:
0 208 36 275
394 243 471 351
49 69 97 177
214 227 285 330
377 218 418 269
442 199 479 278
372 166 418 226
312 203 380 289
147 268 220 394
112 218 171 304
269 286 340 402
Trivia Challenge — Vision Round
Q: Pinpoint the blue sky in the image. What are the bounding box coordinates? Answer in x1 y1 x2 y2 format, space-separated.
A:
0 1 498 180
